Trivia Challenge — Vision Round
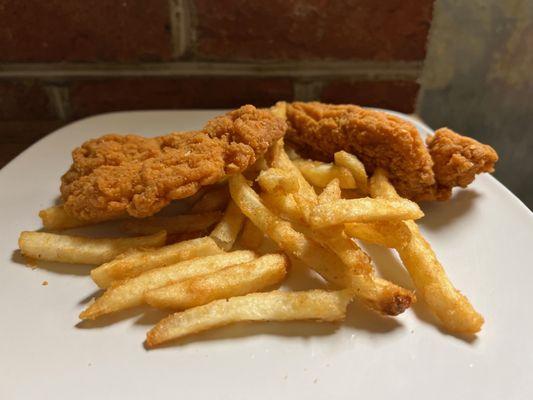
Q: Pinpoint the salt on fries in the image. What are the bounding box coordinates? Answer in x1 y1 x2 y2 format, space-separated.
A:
146 289 352 347
145 253 288 310
80 251 257 320
20 110 484 347
91 237 223 288
18 230 166 265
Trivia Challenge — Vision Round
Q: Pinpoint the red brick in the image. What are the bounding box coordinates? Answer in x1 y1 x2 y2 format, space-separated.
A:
70 78 294 117
194 0 434 61
0 81 56 120
320 80 420 113
0 0 172 62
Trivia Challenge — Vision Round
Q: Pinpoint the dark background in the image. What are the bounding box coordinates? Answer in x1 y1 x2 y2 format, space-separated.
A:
0 0 531 207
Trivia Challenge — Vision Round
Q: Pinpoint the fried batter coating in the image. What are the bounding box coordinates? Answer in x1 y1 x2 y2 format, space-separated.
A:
61 105 286 222
286 102 497 201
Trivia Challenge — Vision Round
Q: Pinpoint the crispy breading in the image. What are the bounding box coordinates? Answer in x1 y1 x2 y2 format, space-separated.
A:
61 105 286 222
285 102 498 201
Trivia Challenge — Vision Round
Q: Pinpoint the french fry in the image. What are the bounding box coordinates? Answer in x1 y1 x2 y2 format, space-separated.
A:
334 151 368 193
370 168 484 333
209 200 245 251
39 205 88 230
317 178 342 204
80 250 257 320
18 230 166 265
146 289 352 347
260 191 307 224
230 173 351 286
122 212 222 235
190 185 230 213
145 253 288 310
345 221 412 248
293 159 356 189
257 168 299 193
239 219 264 250
310 198 424 228
90 237 223 288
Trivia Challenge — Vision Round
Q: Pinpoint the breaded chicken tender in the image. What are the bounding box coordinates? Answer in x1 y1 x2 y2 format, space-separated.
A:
61 105 286 222
285 102 497 201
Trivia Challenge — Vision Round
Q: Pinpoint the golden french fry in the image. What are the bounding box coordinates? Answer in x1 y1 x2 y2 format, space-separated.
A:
80 250 257 320
270 101 287 121
146 289 352 347
260 191 307 224
317 178 342 204
370 168 484 333
310 198 424 228
345 221 412 248
257 168 299 193
293 159 356 189
268 140 317 205
190 185 230 213
122 212 222 235
209 200 245 251
39 205 88 230
91 237 223 288
230 174 350 286
145 253 288 310
18 231 166 265
239 219 264 250
334 151 368 193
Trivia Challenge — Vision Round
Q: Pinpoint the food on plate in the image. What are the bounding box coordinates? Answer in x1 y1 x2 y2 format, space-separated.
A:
122 212 222 234
209 200 245 250
80 251 257 320
91 236 223 288
60 105 286 222
145 253 288 309
18 230 166 265
370 168 484 333
285 101 498 201
146 289 352 347
18 100 492 347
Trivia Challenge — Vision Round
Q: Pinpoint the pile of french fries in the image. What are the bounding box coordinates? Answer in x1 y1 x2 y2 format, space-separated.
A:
18 117 484 348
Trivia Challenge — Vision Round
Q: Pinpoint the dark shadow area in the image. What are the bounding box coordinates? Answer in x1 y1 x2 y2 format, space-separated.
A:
76 306 150 329
418 190 479 231
78 289 103 305
11 249 92 276
344 300 403 334
360 244 414 290
411 301 478 344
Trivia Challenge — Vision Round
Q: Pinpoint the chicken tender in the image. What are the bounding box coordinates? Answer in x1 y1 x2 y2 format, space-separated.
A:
61 105 286 222
285 102 497 201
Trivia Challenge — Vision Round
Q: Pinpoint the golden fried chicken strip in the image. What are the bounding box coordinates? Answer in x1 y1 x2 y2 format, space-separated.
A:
285 102 497 201
61 105 286 222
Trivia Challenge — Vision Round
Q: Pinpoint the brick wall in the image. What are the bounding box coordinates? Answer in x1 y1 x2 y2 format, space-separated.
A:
0 0 434 167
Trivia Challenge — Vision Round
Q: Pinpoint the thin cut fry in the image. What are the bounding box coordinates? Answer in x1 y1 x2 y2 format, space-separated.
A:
18 231 166 265
261 191 307 224
345 221 412 248
80 250 257 320
370 168 484 333
310 198 424 228
146 289 352 347
145 253 288 309
39 205 88 230
209 200 245 250
317 178 342 204
191 185 230 213
334 151 368 193
123 212 222 235
293 159 356 189
257 168 299 193
91 237 223 288
239 219 264 250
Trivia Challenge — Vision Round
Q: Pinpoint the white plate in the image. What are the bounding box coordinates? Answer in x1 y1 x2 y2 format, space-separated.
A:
1 110 532 400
